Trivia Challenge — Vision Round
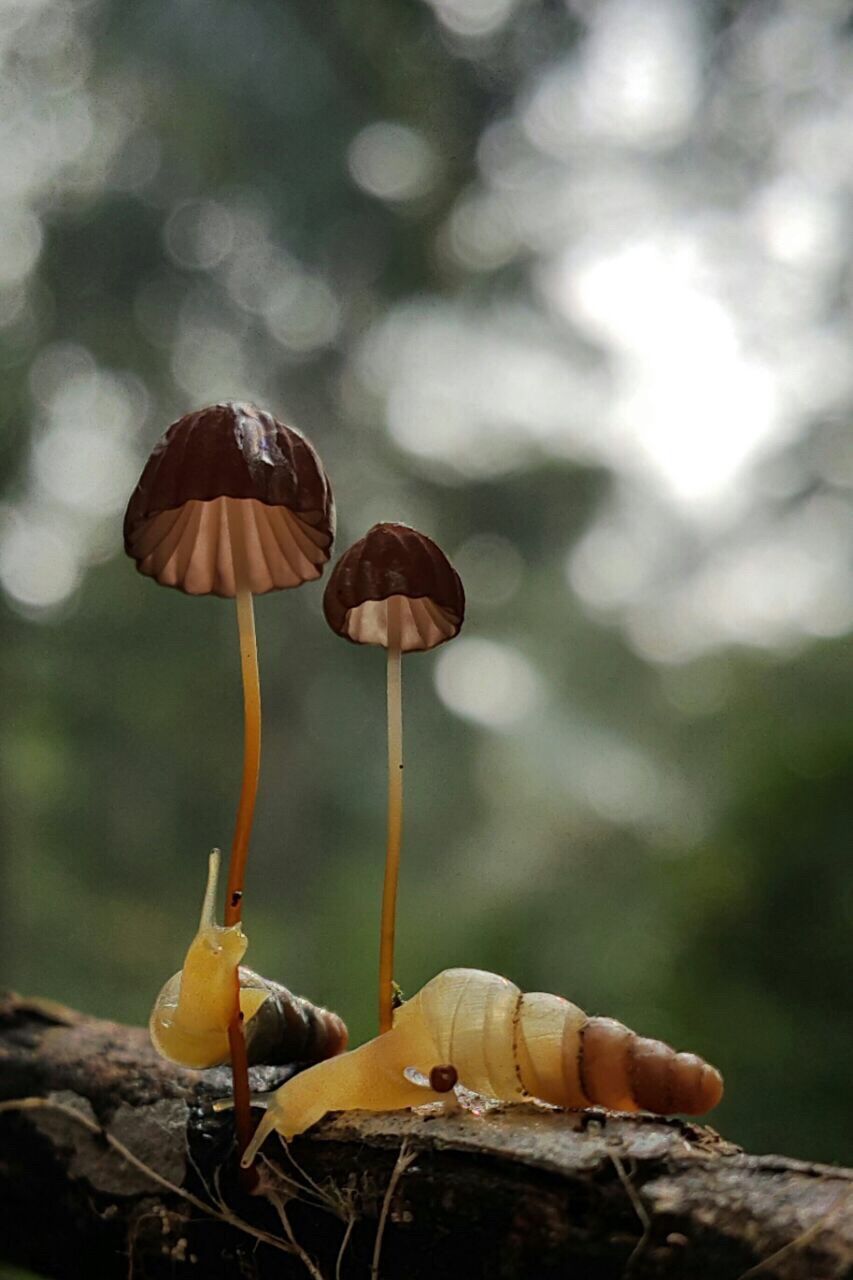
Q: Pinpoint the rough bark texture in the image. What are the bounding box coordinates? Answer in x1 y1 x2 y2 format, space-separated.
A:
0 993 850 1280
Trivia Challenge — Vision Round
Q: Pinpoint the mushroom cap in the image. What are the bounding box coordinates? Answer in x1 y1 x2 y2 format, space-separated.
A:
123 401 334 597
323 522 465 652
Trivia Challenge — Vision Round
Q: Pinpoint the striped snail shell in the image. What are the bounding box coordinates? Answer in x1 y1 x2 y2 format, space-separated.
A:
236 969 348 1066
242 967 723 1165
149 851 347 1070
404 969 723 1117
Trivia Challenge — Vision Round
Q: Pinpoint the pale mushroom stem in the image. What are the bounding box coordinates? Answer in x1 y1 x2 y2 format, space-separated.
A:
224 500 262 1167
379 595 404 1034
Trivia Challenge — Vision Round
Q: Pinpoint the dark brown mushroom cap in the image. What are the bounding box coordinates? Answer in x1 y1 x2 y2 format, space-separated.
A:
123 401 334 597
323 522 465 652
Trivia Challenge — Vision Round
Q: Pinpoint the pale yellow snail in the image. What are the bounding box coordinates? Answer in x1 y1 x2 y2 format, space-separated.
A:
150 850 347 1070
241 967 724 1164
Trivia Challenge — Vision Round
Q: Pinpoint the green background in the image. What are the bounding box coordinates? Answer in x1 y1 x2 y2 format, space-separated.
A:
1 0 850 1203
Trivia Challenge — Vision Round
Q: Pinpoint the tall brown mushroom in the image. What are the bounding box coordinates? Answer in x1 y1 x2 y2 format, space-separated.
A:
323 522 464 1033
124 400 334 1161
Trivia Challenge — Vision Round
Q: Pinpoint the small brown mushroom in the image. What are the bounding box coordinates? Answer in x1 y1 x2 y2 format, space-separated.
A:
124 400 333 598
323 523 464 1034
124 400 334 1163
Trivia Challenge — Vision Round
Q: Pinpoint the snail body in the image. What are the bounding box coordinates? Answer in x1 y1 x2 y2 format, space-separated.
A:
149 851 347 1070
242 967 723 1164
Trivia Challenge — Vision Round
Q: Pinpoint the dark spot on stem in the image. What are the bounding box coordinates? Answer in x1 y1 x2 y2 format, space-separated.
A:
577 1023 592 1103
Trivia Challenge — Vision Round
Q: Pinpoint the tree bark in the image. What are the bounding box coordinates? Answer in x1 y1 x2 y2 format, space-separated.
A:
0 992 850 1280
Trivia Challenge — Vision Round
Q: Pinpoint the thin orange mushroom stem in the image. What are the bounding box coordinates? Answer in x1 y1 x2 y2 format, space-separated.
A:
379 595 404 1034
224 502 263 1170
225 585 261 927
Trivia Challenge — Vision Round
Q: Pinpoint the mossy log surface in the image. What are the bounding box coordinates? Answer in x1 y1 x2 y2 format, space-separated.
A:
0 993 850 1280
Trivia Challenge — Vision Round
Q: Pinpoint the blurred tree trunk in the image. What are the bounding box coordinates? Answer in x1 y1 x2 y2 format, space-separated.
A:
0 993 850 1280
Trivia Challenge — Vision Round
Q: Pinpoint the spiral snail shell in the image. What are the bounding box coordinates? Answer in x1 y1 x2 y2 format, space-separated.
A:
241 967 723 1165
149 851 347 1070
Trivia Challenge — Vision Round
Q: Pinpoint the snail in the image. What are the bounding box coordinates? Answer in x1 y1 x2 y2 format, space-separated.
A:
241 967 723 1165
150 850 347 1070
